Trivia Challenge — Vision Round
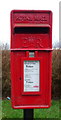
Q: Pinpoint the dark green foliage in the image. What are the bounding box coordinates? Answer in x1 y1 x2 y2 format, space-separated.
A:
2 50 11 98
52 50 61 99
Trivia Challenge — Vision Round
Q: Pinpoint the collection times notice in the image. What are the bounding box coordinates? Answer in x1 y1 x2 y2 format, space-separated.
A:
24 61 40 92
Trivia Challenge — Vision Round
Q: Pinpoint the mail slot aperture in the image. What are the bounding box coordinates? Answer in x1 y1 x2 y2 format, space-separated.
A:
14 27 49 34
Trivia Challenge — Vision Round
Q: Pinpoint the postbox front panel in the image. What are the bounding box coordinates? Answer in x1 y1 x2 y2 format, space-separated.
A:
11 10 52 109
11 51 52 109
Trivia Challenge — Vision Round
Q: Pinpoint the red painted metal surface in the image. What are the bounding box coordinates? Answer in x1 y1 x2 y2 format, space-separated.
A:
10 10 52 109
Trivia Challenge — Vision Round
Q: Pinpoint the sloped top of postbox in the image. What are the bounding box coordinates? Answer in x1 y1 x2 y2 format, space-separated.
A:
11 10 52 26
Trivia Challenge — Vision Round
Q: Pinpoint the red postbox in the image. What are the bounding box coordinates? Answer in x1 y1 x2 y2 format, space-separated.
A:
10 10 52 109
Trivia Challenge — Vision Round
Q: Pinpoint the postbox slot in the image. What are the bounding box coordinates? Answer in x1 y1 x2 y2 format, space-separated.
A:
14 27 49 34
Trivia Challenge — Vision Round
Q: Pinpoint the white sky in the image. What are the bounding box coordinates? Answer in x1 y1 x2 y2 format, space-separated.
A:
0 0 60 45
